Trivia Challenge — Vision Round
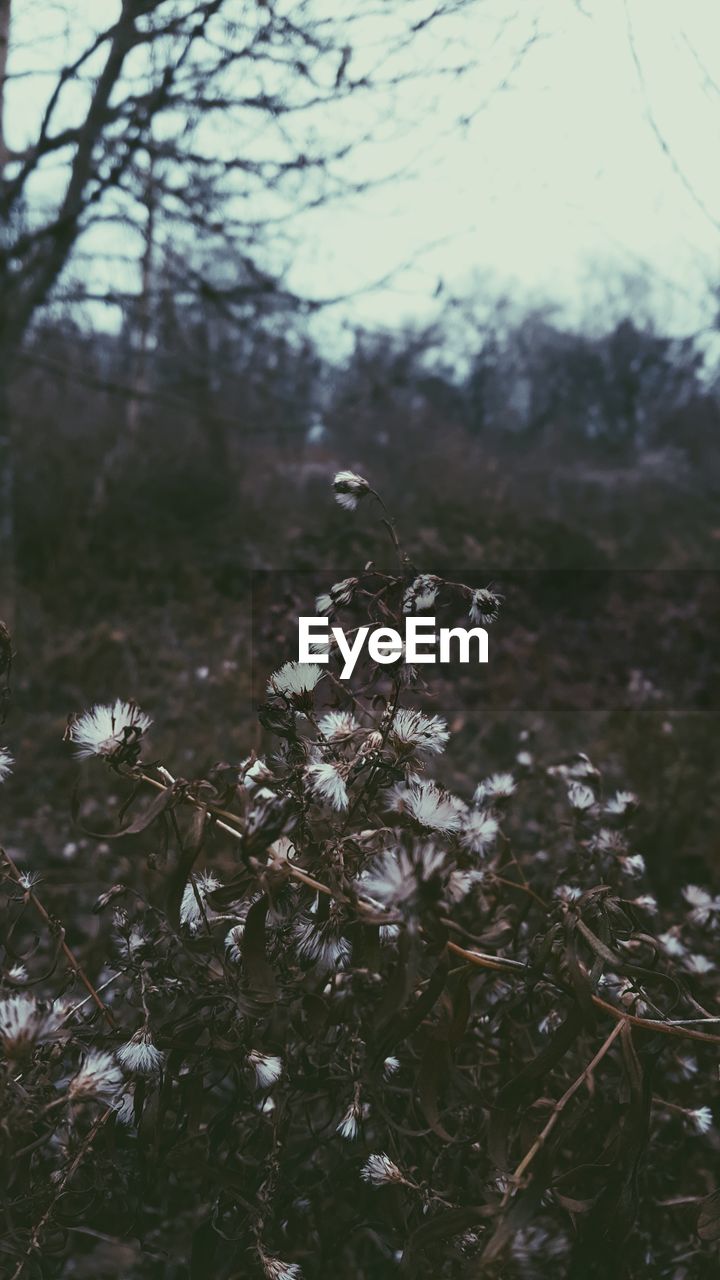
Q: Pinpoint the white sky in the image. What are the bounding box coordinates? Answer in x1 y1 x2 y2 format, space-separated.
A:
295 0 720 346
7 0 720 350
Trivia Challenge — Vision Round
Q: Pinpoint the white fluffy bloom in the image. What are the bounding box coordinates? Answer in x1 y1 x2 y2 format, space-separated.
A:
116 1028 165 1077
225 923 245 964
8 963 28 983
657 929 687 958
516 750 533 768
337 1100 362 1140
383 1055 400 1079
403 781 463 833
306 761 349 811
475 772 515 802
262 1255 303 1280
605 790 638 816
567 781 595 811
0 995 64 1052
689 1106 713 1135
554 884 582 903
241 757 274 791
316 592 334 615
468 586 502 627
684 953 714 976
446 868 484 901
180 871 222 931
333 469 370 511
619 853 646 879
682 884 720 926
591 828 627 854
362 845 445 910
403 574 440 613
69 1050 124 1102
389 708 449 756
361 1152 404 1186
460 809 499 855
67 700 152 760
268 661 324 709
293 912 350 971
249 1050 283 1089
632 894 658 914
317 710 359 741
0 748 13 782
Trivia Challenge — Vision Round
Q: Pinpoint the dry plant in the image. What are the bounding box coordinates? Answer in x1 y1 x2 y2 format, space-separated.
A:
1 473 719 1279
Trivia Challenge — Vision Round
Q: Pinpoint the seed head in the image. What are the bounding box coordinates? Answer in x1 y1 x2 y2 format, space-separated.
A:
66 700 152 762
333 470 370 512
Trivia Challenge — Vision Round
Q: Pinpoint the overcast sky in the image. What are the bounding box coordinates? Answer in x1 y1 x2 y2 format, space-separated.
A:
7 0 720 350
294 0 720 346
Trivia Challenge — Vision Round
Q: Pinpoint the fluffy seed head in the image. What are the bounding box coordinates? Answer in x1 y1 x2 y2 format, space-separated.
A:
0 995 64 1054
403 781 464 833
116 1028 165 1077
306 760 349 811
268 661 324 711
249 1050 283 1089
403 574 440 613
180 871 222 931
567 781 596 811
468 587 502 626
66 700 152 762
0 748 13 782
460 809 499 855
69 1050 123 1102
361 1152 404 1186
389 708 449 757
333 470 370 511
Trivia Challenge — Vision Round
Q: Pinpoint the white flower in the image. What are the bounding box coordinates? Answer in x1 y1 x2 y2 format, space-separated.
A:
632 894 658 914
116 1028 164 1077
460 809 499 855
316 592 334 615
684 953 714 976
403 574 440 614
333 469 370 512
688 1106 713 1135
383 1055 401 1079
329 577 357 606
317 710 359 741
591 828 627 855
249 1050 283 1089
0 995 64 1052
516 750 533 768
293 912 350 971
17 869 41 892
446 868 484 901
69 1050 123 1102
468 587 502 626
306 761 349 811
361 1152 404 1186
114 1086 136 1126
241 757 274 791
403 781 463 833
225 924 245 964
180 871 222 931
605 790 638 816
389 709 449 756
657 929 686 958
268 661 324 709
567 781 595 811
337 1100 362 1140
67 700 152 761
0 748 13 782
262 1255 303 1280
8 964 28 983
682 884 720 926
362 845 445 910
619 853 646 879
475 772 515 803
554 884 582 903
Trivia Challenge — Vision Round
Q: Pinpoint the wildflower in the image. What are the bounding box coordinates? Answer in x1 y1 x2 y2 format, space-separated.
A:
383 1055 400 1078
225 924 245 964
293 911 350 971
362 845 445 910
688 1106 713 1135
333 469 370 512
567 781 595 811
337 1100 363 1140
403 574 440 614
682 884 720 926
306 760 349 811
657 929 686 958
361 1152 405 1186
605 790 638 816
316 593 334 615
403 781 463 832
7 963 28 983
460 809 499 855
0 748 13 782
0 995 64 1053
69 1050 123 1102
619 853 646 878
66 700 152 761
554 884 582 903
632 894 658 913
116 1028 164 1077
515 750 533 768
17 869 41 892
468 586 502 626
180 870 222 931
388 708 449 756
261 1254 303 1280
591 828 627 854
684 953 714 976
317 709 359 740
475 772 515 803
268 660 324 712
241 757 274 791
114 1086 136 1126
446 867 484 901
249 1050 283 1089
